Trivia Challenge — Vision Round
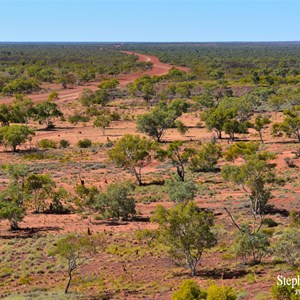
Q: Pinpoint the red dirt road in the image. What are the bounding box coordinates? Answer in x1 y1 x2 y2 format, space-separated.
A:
0 52 189 105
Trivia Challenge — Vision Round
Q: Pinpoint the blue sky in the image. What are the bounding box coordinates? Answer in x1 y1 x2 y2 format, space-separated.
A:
0 0 299 42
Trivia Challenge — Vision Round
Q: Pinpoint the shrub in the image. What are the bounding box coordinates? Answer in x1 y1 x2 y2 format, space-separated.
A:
110 111 121 121
234 225 270 264
206 284 237 300
77 139 92 148
2 78 40 95
190 143 222 172
290 210 300 227
0 125 35 152
153 202 217 276
59 139 70 149
38 139 57 149
172 279 207 300
68 114 90 124
94 182 136 220
273 229 300 266
166 177 197 205
271 282 300 300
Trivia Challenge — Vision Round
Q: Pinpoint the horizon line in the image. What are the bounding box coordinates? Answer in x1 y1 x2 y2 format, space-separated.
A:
1 40 300 43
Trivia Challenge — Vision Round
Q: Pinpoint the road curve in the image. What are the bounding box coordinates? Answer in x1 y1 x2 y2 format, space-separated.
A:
1 51 189 105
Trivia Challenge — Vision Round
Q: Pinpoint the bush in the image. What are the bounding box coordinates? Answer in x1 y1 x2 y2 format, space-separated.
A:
290 210 300 227
206 284 237 300
234 226 270 264
37 139 57 149
166 177 197 205
190 143 222 172
2 78 40 95
94 182 136 220
273 229 300 266
68 114 90 124
77 139 92 148
59 139 70 149
110 111 121 121
172 280 207 300
271 282 300 300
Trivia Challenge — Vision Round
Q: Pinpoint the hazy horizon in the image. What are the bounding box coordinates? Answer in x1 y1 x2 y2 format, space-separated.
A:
1 41 300 43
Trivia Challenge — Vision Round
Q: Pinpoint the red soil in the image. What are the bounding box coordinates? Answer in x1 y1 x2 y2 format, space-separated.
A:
0 52 189 106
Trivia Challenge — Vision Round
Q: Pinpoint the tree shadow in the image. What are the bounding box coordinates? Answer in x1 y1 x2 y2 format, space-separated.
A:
132 215 150 222
0 226 62 239
198 267 249 279
92 215 149 226
267 140 299 145
36 126 75 131
264 204 289 217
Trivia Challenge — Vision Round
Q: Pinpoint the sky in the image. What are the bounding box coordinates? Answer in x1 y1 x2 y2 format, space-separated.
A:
0 0 299 42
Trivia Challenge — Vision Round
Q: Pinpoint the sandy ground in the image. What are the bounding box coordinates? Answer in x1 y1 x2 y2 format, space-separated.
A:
0 52 189 106
0 52 299 300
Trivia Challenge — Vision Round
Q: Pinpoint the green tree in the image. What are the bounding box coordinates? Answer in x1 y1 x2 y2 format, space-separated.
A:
93 113 112 135
253 115 271 143
137 100 188 142
272 108 300 142
128 75 156 105
79 88 95 107
75 184 99 223
98 78 119 90
10 94 34 124
2 78 40 95
234 225 270 264
0 104 12 126
94 182 136 220
201 107 236 139
189 143 222 172
252 71 260 85
194 83 218 109
153 202 217 276
94 89 110 106
222 151 277 234
25 174 55 213
174 82 194 98
223 119 250 142
108 134 156 186
137 108 176 142
175 120 188 135
162 99 189 118
166 177 197 205
223 141 259 162
0 164 29 229
32 100 63 128
0 195 25 230
0 125 34 152
58 72 76 89
273 228 300 266
50 187 68 213
51 234 97 294
157 140 195 181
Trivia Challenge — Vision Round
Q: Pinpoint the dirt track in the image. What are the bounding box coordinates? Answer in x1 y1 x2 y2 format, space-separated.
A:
1 52 189 105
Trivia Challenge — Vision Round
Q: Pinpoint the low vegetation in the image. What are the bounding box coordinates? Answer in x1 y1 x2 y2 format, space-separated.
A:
1 42 300 299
